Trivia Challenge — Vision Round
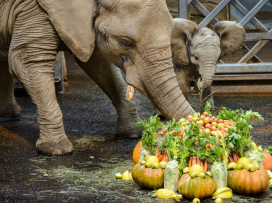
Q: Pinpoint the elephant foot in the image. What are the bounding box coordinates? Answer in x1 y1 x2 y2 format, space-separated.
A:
36 136 73 155
115 117 143 139
0 101 21 118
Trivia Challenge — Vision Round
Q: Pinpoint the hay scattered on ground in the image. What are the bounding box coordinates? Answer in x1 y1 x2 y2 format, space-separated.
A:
73 135 107 149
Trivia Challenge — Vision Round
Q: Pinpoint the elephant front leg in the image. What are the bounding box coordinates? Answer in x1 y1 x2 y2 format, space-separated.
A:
0 61 21 118
8 50 73 155
76 49 142 139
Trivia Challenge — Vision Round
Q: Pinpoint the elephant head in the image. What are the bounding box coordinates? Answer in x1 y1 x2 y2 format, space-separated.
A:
36 0 196 120
171 19 246 90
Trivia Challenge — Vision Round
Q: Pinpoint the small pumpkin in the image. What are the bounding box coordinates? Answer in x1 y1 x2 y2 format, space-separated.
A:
228 167 269 195
262 151 272 171
131 163 164 189
177 173 216 199
133 141 142 164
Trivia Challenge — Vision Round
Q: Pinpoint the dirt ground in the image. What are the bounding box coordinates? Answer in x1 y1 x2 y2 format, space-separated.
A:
1 53 272 203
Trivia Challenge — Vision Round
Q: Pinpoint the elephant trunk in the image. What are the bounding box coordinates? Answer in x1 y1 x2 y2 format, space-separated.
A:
199 59 217 90
136 47 195 119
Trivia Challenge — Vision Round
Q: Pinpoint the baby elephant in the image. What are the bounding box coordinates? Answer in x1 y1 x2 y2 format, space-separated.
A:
171 18 246 111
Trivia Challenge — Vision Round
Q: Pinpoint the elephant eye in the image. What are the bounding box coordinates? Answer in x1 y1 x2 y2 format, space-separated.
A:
194 55 199 60
121 38 133 48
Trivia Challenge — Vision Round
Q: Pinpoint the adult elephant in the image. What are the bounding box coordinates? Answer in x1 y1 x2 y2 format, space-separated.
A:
0 0 196 155
171 19 246 111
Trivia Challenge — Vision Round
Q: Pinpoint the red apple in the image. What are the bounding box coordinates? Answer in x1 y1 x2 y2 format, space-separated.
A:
212 116 216 120
218 119 224 123
209 118 214 123
211 126 217 131
216 128 220 130
203 112 209 116
205 124 211 129
204 117 210 124
187 115 193 120
200 115 206 120
211 122 217 127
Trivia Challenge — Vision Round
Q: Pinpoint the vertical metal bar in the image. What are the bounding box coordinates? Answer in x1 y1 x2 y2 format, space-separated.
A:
178 0 188 19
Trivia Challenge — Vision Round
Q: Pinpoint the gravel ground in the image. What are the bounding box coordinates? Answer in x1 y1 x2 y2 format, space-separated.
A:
0 53 272 203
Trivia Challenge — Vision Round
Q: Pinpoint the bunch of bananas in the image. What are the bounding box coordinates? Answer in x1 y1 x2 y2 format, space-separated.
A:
212 187 233 198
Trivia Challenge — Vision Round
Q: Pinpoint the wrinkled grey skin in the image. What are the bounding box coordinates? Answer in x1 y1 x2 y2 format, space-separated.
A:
0 0 196 155
171 19 246 112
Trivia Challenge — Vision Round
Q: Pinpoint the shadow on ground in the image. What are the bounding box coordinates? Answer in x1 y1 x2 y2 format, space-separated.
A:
0 53 272 203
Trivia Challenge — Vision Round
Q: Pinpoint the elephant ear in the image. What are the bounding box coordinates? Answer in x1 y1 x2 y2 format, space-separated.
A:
171 18 197 65
214 21 246 57
37 0 97 62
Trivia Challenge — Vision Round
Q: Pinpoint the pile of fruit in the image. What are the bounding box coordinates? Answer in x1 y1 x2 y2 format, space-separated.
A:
116 105 272 201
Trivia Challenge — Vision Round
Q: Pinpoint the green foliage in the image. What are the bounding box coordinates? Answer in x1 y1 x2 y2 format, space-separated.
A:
136 115 163 154
265 146 272 155
160 119 182 161
204 102 212 115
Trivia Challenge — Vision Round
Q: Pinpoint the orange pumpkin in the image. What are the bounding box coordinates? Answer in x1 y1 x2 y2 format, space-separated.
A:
262 151 272 171
228 168 269 195
177 173 216 199
131 163 164 189
133 141 142 164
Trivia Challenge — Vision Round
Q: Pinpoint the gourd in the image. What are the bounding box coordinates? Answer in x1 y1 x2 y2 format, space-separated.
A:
228 168 269 195
131 163 164 189
262 151 272 171
177 173 216 199
133 141 142 164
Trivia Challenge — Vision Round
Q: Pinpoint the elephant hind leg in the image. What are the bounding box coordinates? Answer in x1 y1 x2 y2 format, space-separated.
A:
0 61 21 118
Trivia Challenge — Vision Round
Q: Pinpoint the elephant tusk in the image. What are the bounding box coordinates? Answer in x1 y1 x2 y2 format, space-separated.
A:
126 85 135 101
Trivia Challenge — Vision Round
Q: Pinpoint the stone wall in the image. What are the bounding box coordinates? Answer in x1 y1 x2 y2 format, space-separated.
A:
166 0 229 27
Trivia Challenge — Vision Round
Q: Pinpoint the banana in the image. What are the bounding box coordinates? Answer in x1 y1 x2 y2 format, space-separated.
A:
212 187 232 197
216 191 233 199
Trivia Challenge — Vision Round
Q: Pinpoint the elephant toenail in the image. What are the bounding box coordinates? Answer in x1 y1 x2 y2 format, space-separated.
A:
52 149 63 155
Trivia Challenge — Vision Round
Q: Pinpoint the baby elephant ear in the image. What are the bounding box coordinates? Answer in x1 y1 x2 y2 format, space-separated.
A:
214 21 246 57
37 0 97 62
171 18 198 65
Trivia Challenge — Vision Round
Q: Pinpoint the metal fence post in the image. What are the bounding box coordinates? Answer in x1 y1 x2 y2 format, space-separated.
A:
178 0 188 19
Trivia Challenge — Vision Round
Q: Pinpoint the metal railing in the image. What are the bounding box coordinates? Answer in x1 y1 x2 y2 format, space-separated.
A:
178 0 272 75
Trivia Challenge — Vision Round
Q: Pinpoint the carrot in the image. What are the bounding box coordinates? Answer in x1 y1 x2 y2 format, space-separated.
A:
200 161 204 169
233 152 239 162
157 131 163 135
162 128 167 133
206 149 211 152
206 139 209 142
177 130 184 137
228 156 233 163
221 155 224 160
189 157 192 167
196 157 200 165
164 157 169 162
155 148 159 157
204 160 208 172
192 156 196 165
170 130 176 135
158 154 163 161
